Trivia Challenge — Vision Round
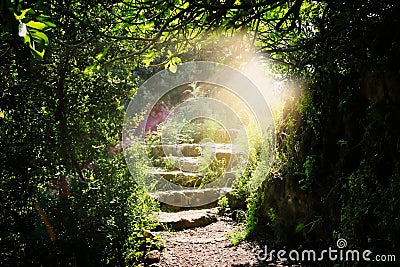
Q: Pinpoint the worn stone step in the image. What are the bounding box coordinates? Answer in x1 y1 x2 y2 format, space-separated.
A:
156 154 245 174
151 144 201 157
152 187 232 208
150 169 204 187
157 208 218 230
150 143 244 158
151 168 237 188
158 156 234 172
160 156 204 172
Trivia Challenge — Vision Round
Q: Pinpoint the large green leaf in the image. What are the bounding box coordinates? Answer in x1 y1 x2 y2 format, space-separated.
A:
31 30 49 46
26 21 49 31
26 29 50 59
35 14 57 28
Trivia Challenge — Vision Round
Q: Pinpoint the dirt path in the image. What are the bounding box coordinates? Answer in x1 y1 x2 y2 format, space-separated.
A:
147 213 293 267
160 218 259 266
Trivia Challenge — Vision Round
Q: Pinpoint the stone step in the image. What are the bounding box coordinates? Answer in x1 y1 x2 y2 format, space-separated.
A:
155 153 245 174
160 156 204 172
151 168 237 188
151 144 200 157
152 187 232 208
157 208 218 230
157 156 233 172
150 169 204 187
150 143 244 158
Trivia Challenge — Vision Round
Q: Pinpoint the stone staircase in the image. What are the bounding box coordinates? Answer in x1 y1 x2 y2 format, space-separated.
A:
148 142 244 211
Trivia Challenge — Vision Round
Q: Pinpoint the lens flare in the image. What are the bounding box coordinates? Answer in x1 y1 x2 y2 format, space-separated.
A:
123 61 276 207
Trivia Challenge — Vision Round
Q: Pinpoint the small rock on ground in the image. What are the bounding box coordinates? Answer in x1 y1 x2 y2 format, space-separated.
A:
145 250 161 265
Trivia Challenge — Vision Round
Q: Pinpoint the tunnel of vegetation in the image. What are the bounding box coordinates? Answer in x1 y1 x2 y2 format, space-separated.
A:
1 0 399 265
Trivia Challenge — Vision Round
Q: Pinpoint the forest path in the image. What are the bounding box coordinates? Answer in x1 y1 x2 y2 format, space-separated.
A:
143 209 293 267
144 142 291 266
158 213 263 267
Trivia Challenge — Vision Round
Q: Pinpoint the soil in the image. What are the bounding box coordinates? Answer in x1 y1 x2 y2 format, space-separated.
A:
153 215 295 267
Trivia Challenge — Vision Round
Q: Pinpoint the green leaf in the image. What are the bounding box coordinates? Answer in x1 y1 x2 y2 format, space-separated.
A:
143 58 152 67
142 21 154 30
169 64 177 73
295 223 304 233
96 46 110 61
35 15 56 28
30 47 45 60
26 21 49 31
31 31 49 46
171 56 181 65
14 9 31 20
96 52 104 60
36 14 51 20
84 64 97 75
23 35 30 44
43 21 56 28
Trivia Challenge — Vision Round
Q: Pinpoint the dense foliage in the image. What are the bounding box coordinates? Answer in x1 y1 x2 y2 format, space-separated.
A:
1 0 399 265
249 0 400 256
1 0 160 265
